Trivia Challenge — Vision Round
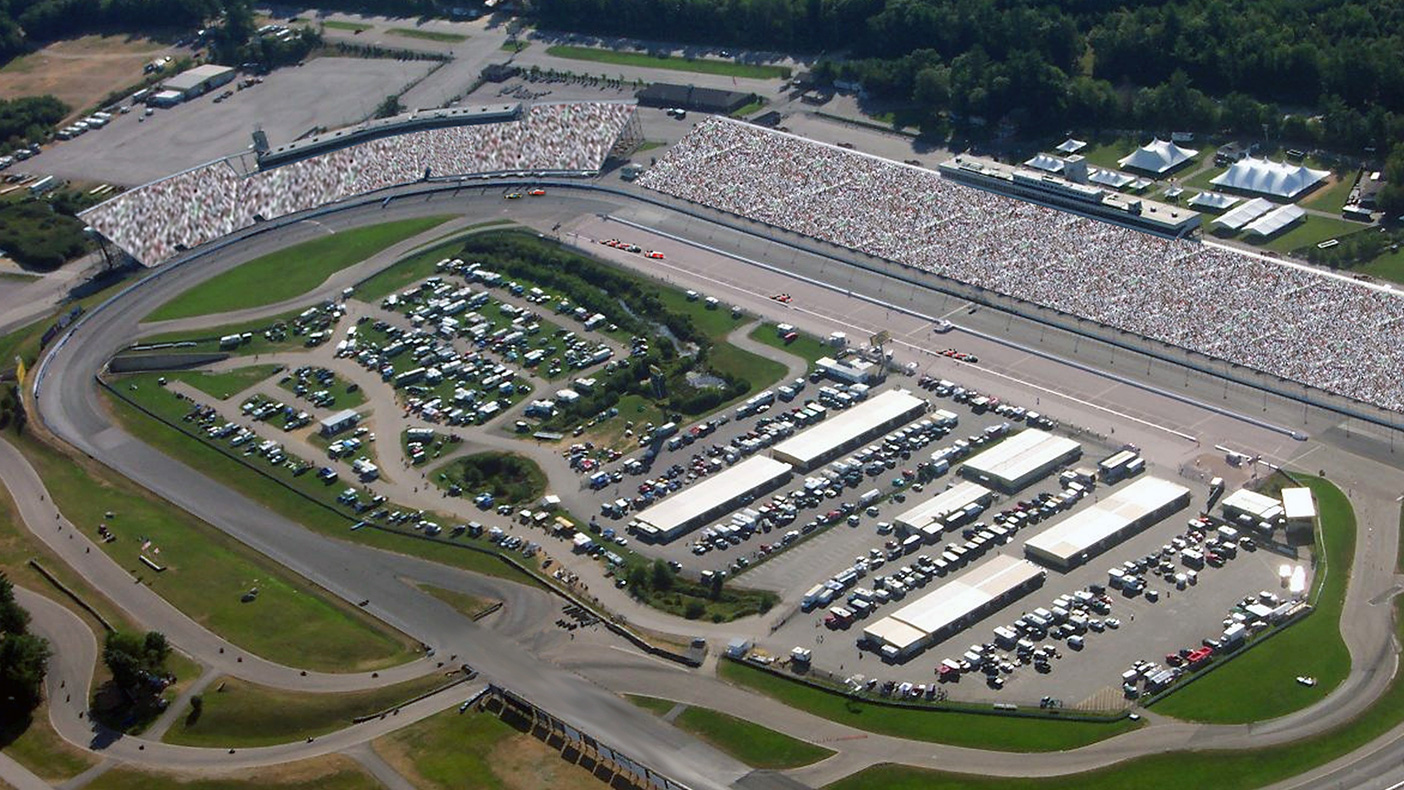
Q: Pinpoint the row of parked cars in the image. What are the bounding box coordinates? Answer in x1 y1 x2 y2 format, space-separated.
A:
939 582 1123 688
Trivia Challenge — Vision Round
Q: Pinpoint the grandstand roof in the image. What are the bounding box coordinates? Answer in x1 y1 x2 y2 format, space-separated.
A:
1189 191 1239 210
1213 197 1275 230
1119 139 1199 174
1243 204 1306 237
1211 158 1329 199
1025 154 1064 173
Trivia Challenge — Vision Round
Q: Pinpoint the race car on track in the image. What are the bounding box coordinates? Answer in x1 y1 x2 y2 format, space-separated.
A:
645 251 665 260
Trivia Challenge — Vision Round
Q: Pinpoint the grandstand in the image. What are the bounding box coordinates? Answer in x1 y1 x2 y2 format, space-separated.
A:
637 117 1404 413
81 101 638 267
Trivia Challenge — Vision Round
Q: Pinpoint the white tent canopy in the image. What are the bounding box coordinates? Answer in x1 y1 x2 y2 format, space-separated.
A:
1055 138 1087 154
1088 168 1134 189
1189 191 1239 210
1244 204 1306 237
1213 197 1274 230
1118 139 1199 174
1025 153 1064 173
1211 158 1329 199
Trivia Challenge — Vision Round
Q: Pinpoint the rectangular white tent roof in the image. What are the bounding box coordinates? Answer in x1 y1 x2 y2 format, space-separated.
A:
772 389 925 469
1213 197 1275 230
1024 477 1189 567
962 429 1081 490
633 456 792 539
1055 138 1087 154
1244 204 1306 237
864 554 1044 650
893 481 993 537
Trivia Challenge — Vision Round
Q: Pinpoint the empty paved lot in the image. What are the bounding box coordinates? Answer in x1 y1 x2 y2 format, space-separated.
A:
27 57 436 186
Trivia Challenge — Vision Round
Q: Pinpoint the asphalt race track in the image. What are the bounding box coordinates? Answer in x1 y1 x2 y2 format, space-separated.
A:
30 181 1404 789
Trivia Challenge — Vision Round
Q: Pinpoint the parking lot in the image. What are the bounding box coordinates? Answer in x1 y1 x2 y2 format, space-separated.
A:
574 363 1307 708
27 57 436 186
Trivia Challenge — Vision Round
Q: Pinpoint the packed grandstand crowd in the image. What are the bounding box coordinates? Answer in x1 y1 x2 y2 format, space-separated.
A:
638 117 1404 412
81 102 636 266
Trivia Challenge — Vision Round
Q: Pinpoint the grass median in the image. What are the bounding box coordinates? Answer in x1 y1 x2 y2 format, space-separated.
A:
164 671 457 747
373 706 603 790
544 45 790 79
163 365 281 400
1153 475 1353 723
352 220 515 302
718 660 1137 752
826 597 1404 789
748 322 829 366
19 430 419 673
85 755 379 790
387 27 467 43
146 216 452 321
627 695 833 769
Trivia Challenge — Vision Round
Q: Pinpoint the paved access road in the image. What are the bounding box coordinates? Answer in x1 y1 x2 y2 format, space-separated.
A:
27 183 1404 789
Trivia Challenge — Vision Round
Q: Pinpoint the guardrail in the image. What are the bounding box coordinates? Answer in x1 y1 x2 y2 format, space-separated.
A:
482 682 695 790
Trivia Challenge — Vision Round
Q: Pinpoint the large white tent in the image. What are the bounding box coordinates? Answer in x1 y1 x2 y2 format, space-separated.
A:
1118 139 1199 174
1211 158 1329 199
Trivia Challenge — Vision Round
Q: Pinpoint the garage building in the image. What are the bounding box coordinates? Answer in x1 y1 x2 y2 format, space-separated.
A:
1220 488 1283 525
893 481 994 541
1024 477 1191 570
163 64 236 99
633 456 792 543
960 429 1081 492
863 554 1045 661
318 409 361 437
771 388 926 471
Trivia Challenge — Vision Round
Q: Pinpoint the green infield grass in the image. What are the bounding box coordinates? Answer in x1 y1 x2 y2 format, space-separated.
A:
147 216 451 321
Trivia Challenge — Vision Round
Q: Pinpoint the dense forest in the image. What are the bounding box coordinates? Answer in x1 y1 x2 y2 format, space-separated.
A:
537 0 1404 153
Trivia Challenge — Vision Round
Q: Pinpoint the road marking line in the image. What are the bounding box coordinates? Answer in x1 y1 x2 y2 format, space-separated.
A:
607 645 689 672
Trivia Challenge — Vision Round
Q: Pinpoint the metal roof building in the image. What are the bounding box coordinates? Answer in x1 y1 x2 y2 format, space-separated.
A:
772 388 926 470
960 429 1081 493
1024 477 1191 570
863 554 1045 660
163 64 236 98
633 456 792 543
1221 488 1283 524
893 481 994 540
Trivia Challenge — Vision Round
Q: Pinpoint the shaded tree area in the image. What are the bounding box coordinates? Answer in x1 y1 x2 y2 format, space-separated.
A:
0 0 220 59
94 629 174 730
0 573 52 746
536 0 1404 150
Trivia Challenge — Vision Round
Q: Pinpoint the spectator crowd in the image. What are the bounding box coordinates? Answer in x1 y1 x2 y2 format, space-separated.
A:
639 117 1404 413
82 102 636 266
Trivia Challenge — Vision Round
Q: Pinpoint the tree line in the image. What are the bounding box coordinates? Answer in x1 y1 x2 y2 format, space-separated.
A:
0 574 50 727
535 0 1404 152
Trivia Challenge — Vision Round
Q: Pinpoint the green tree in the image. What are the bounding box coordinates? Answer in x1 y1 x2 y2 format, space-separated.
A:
0 633 51 711
650 559 675 592
0 573 30 635
102 630 170 691
1377 144 1404 216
